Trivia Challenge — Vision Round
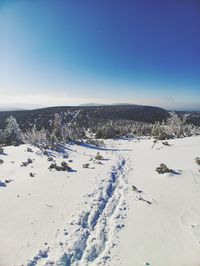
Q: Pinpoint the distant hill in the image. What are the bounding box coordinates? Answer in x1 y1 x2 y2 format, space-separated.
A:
176 111 200 126
78 103 106 106
0 104 170 130
0 107 26 112
0 104 44 111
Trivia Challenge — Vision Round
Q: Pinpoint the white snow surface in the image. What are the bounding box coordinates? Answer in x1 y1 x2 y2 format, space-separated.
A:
0 136 200 266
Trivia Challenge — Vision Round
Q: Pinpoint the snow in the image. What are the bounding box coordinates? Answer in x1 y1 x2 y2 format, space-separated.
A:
0 136 200 266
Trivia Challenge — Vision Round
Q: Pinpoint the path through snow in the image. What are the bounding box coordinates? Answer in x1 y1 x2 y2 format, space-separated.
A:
28 151 129 266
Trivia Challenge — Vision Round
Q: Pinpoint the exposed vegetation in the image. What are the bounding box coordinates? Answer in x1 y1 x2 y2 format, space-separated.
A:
0 147 4 154
95 152 104 160
49 161 72 171
156 163 173 174
195 157 200 166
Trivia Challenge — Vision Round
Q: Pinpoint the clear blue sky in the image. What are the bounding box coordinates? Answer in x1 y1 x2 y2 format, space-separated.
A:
0 0 200 109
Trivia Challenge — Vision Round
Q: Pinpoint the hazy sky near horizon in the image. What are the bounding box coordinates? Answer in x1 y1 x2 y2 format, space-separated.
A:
0 0 200 110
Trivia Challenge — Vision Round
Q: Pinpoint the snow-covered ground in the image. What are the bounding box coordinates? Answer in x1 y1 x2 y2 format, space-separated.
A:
0 136 200 266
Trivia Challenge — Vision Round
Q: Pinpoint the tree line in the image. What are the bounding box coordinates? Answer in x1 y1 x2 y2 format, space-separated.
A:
0 112 199 148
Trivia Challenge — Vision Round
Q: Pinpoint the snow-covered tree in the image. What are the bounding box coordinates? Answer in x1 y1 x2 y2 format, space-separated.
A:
60 124 69 144
0 129 6 145
4 116 21 145
53 113 62 140
166 112 187 137
182 123 195 137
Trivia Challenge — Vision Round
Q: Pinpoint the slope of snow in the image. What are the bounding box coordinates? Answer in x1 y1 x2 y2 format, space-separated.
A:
117 136 200 266
0 136 200 266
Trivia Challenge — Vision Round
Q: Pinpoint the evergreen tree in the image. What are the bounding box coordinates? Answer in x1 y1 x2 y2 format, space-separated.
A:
4 116 21 145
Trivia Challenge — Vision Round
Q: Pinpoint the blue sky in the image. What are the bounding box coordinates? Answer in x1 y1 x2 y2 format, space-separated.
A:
0 0 200 110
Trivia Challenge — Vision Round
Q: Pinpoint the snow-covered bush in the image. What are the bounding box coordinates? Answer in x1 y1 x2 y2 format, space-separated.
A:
156 128 171 140
150 113 199 139
182 123 198 137
21 126 48 149
151 121 171 140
